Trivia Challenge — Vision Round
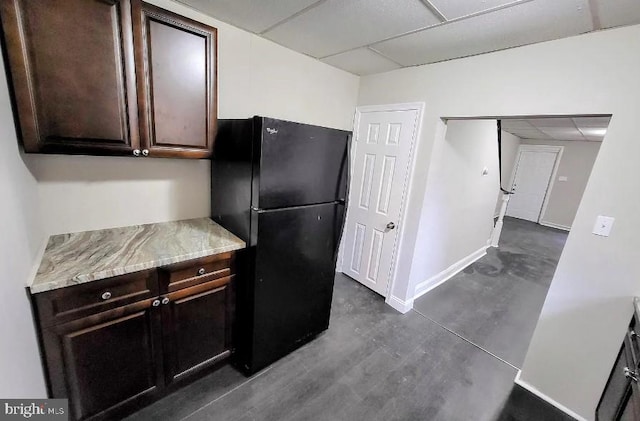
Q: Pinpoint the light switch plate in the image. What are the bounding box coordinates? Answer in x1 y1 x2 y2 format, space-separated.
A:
593 216 615 237
558 176 568 182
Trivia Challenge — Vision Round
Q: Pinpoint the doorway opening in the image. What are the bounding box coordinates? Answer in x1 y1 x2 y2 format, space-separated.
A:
413 114 610 371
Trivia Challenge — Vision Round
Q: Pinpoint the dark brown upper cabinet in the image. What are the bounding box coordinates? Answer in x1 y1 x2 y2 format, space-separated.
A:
133 2 217 159
0 0 217 159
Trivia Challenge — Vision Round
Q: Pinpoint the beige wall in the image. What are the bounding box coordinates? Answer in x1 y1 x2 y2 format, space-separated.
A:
519 139 601 230
0 52 47 397
413 120 499 296
27 0 360 235
358 24 640 419
0 0 359 395
495 130 522 216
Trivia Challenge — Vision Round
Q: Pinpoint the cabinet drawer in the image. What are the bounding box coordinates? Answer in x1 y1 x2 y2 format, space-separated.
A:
160 252 233 293
35 270 158 328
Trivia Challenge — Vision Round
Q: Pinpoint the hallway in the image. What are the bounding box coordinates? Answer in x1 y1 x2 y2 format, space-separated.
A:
414 216 568 368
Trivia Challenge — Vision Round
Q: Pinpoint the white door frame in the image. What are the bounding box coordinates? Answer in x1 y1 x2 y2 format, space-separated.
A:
507 144 564 223
338 102 424 309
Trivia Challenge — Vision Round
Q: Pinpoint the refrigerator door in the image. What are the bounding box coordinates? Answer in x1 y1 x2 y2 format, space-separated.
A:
248 202 345 373
252 117 349 210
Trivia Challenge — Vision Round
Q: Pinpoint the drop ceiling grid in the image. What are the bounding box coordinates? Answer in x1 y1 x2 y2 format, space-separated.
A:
372 0 593 66
321 47 402 75
502 116 610 142
173 0 323 33
176 0 640 76
261 0 443 59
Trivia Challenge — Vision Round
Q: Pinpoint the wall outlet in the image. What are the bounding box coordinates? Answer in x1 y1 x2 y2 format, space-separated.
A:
592 216 615 237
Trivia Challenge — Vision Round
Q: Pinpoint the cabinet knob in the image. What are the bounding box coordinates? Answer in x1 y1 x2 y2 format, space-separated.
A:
198 268 206 276
101 291 112 300
152 299 161 307
624 367 638 382
161 297 170 305
142 149 149 157
133 149 141 157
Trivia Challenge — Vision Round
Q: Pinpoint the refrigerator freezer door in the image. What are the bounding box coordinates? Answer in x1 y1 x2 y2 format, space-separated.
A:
253 117 349 209
248 202 345 373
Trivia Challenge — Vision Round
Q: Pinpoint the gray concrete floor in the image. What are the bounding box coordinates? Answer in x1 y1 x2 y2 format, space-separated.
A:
126 217 571 421
414 216 568 369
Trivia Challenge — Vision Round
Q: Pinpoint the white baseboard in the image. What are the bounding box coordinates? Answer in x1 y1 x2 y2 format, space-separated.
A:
386 295 413 314
539 220 571 231
514 371 587 421
413 245 488 300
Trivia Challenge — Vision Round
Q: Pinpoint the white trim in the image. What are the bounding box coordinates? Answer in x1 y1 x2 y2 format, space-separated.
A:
342 102 425 306
507 145 564 224
386 294 414 314
514 371 587 421
413 245 488 300
539 220 571 231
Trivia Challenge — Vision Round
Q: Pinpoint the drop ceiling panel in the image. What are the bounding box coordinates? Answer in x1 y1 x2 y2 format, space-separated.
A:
175 0 320 33
572 116 611 128
538 128 585 141
322 48 401 75
263 0 441 58
593 0 640 29
516 131 554 140
504 129 547 139
428 0 521 20
501 120 535 130
373 0 592 66
527 118 576 128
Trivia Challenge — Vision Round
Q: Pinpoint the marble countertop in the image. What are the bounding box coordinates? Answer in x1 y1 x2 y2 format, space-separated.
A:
30 218 245 294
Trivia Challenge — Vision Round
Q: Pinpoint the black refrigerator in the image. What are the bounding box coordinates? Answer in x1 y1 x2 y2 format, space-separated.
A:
211 116 350 375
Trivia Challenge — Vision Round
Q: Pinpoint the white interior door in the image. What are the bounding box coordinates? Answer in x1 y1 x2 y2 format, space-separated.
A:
506 147 560 222
342 106 420 297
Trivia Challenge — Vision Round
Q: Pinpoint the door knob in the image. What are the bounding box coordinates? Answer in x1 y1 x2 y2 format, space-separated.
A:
624 367 638 382
386 222 396 230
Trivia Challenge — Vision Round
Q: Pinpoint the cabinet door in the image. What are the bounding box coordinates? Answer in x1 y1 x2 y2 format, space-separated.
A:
597 333 640 421
0 0 140 155
133 1 217 158
161 275 233 383
42 299 163 420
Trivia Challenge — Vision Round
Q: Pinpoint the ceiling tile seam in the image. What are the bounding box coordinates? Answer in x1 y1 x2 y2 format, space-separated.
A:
259 0 329 35
366 46 405 67
587 0 602 31
570 117 588 141
318 0 535 61
418 0 448 22
529 121 556 140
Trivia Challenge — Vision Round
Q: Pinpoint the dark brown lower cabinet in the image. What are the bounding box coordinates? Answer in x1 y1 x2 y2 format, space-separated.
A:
33 253 236 421
597 315 640 420
162 276 234 383
42 300 163 420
